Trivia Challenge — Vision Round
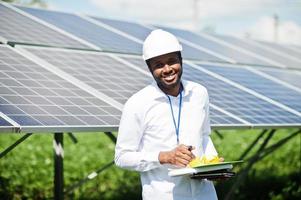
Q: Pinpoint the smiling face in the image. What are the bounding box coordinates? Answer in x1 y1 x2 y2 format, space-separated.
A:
147 52 182 96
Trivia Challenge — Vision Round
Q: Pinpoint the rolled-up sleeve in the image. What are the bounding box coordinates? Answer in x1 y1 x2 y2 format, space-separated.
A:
114 99 161 172
201 90 218 156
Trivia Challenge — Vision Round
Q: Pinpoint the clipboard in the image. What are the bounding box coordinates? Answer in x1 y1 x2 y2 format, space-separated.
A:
168 160 243 177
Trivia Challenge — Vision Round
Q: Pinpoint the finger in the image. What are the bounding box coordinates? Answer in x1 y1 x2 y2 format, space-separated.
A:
180 148 195 158
219 157 225 162
176 151 194 162
175 156 190 166
178 152 194 162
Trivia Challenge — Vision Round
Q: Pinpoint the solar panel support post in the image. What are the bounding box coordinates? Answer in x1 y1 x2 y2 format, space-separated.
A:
0 133 32 159
104 132 116 144
238 129 268 160
225 129 276 200
54 132 64 200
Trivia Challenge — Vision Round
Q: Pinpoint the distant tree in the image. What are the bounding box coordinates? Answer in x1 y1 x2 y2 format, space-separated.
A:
1 0 47 8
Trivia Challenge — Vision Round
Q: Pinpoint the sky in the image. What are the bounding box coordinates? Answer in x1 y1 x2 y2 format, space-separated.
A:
20 0 301 45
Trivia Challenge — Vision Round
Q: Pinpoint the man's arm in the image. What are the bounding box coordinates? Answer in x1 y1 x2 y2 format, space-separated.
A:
202 90 218 156
115 99 161 172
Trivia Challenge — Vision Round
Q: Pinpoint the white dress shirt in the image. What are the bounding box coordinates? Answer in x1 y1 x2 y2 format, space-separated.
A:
115 80 218 200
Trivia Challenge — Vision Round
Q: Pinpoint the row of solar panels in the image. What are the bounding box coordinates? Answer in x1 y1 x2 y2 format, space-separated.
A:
1 2 301 69
0 44 301 133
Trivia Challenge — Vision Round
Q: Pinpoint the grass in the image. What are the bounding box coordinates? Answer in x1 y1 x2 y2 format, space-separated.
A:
0 128 300 199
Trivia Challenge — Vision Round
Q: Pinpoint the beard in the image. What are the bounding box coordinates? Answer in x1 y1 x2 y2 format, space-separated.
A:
153 66 183 93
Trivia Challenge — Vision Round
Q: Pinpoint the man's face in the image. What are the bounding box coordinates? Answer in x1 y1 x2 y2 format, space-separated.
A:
148 52 182 91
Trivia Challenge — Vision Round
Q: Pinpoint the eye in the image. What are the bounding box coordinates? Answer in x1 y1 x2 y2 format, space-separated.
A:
167 58 179 66
153 62 164 69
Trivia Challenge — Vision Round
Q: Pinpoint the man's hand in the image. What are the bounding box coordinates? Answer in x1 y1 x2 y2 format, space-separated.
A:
159 144 195 167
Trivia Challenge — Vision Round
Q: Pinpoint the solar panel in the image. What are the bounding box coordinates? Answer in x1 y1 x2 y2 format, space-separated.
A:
0 45 121 132
287 45 301 54
198 63 301 113
156 26 273 66
257 41 301 64
18 6 142 54
209 106 244 125
23 47 246 127
215 34 301 69
117 55 301 125
91 18 226 62
0 3 89 49
92 17 151 41
22 47 152 105
257 67 301 89
0 115 13 126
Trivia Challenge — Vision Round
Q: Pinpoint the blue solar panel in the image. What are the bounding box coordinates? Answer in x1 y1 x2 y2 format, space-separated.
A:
92 18 225 62
209 106 243 125
257 67 301 89
25 47 152 105
199 64 301 113
215 34 301 68
157 26 271 66
118 56 301 125
0 4 88 49
0 46 121 130
25 48 245 126
92 17 152 41
18 6 142 54
258 41 301 65
0 115 13 126
183 63 301 124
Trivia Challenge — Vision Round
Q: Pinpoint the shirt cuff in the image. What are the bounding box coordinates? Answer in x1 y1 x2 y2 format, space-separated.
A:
145 151 161 164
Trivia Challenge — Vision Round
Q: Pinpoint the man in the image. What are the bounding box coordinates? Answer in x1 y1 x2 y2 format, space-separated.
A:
115 29 218 200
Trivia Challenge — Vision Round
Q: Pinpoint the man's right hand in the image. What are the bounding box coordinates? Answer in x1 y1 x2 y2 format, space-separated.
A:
158 144 195 167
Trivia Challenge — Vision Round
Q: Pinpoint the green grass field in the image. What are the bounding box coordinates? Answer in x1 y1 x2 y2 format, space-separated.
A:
0 129 300 199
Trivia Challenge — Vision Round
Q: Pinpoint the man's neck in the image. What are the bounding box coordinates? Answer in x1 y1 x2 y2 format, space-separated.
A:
158 82 182 97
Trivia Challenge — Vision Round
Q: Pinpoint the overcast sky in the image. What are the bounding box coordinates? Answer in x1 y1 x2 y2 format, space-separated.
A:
23 0 301 45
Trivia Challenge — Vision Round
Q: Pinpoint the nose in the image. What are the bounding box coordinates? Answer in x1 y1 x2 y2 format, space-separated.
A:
162 63 172 74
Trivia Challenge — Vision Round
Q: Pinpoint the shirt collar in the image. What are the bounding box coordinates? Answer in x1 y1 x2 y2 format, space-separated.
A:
150 80 191 100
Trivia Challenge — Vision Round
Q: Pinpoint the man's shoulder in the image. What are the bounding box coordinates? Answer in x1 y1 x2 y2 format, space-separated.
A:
185 80 208 95
124 84 154 109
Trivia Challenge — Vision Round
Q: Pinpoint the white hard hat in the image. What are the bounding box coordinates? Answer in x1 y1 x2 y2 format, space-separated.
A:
142 29 182 60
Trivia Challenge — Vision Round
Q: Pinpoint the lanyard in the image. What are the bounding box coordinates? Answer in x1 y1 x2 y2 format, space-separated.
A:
167 90 183 145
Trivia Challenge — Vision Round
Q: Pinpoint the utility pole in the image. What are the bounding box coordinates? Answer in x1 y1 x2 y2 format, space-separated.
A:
193 0 200 31
273 14 279 43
